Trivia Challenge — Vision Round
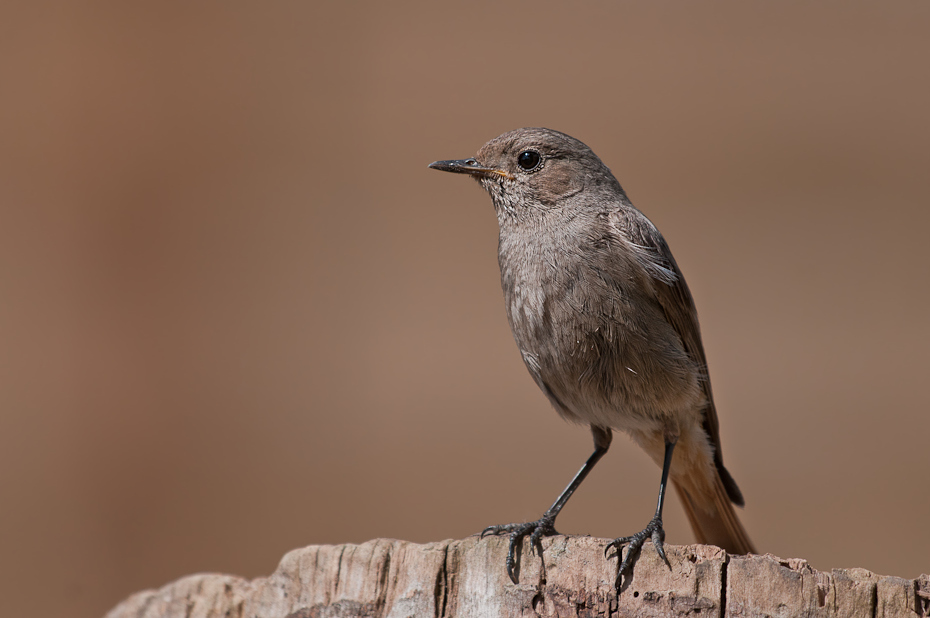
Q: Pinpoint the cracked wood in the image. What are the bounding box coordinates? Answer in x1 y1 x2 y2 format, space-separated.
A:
106 536 930 618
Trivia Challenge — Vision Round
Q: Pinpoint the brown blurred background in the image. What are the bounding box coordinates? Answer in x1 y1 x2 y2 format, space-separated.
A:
1 2 929 616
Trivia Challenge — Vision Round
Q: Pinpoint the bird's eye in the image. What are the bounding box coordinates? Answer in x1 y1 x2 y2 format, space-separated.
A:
517 150 542 171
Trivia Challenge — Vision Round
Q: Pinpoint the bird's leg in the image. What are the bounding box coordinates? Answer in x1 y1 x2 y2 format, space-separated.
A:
482 426 612 584
606 438 677 589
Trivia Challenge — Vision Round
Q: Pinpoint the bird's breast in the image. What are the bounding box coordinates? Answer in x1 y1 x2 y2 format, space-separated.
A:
498 228 704 431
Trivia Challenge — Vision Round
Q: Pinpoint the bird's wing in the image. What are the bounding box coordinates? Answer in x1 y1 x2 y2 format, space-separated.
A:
612 208 744 506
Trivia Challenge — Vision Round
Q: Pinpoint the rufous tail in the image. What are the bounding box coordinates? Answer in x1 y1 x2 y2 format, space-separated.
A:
673 473 755 555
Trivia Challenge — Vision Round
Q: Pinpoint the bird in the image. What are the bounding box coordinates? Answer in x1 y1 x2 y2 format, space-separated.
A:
428 128 755 587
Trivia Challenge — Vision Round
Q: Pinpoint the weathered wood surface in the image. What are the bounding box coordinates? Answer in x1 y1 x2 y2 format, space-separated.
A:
107 536 930 618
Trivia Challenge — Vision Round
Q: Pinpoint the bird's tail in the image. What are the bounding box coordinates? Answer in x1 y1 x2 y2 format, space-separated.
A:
673 471 756 555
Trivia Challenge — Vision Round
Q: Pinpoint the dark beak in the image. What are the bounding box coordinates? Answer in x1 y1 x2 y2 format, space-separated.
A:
428 158 514 179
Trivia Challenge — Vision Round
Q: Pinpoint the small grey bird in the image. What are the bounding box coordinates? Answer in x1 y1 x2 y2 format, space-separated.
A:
429 128 755 586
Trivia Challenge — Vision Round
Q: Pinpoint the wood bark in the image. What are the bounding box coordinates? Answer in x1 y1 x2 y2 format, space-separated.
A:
106 536 930 618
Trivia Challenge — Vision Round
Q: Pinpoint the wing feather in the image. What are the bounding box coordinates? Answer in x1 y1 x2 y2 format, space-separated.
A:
613 209 744 506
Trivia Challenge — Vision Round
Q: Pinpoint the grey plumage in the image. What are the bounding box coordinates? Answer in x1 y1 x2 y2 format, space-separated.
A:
429 127 754 584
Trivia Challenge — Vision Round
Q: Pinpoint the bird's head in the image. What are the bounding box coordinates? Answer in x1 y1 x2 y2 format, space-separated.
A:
429 127 623 223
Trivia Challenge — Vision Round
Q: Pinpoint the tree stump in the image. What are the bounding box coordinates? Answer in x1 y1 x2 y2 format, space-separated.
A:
106 536 930 617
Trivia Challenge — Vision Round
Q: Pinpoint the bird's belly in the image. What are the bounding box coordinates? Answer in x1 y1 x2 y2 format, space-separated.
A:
503 252 706 435
538 350 702 430
513 311 706 435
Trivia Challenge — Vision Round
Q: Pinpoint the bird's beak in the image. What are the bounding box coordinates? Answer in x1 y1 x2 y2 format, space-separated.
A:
428 158 514 180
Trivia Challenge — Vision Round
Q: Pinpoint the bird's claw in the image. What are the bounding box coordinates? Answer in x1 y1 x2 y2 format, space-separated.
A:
481 517 558 584
605 515 668 589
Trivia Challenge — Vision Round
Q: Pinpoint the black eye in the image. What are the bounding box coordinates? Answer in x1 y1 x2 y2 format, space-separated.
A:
517 150 541 171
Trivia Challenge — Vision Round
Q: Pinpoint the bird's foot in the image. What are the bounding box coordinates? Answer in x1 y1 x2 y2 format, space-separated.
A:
605 515 668 589
480 515 559 584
